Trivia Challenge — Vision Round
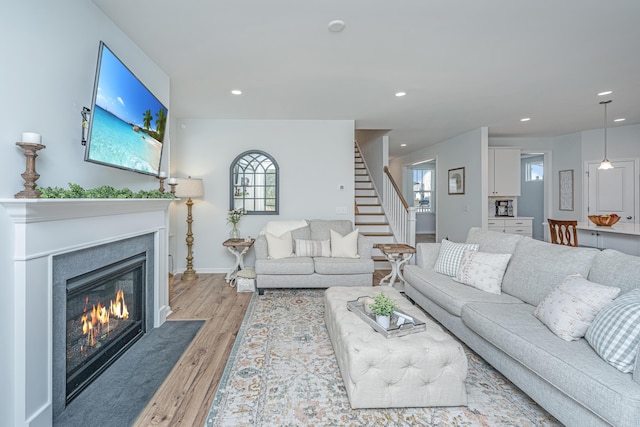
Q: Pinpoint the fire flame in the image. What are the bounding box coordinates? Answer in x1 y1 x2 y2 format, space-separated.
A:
80 289 130 348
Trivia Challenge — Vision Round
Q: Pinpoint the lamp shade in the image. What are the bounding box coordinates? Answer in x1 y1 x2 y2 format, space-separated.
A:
175 177 204 198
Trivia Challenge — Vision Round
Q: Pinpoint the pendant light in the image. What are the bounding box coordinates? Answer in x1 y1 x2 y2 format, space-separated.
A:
598 100 614 170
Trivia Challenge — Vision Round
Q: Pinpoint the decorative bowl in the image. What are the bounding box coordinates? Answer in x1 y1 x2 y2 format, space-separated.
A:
588 215 620 227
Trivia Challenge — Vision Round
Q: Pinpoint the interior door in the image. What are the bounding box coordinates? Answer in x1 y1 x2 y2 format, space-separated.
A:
587 160 636 223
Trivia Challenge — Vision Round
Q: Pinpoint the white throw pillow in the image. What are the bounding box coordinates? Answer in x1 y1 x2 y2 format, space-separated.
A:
265 231 294 259
433 239 479 277
534 274 621 342
453 250 511 294
295 239 331 257
586 288 640 373
330 228 360 258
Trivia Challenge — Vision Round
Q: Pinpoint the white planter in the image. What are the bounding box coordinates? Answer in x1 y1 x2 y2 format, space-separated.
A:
376 315 391 329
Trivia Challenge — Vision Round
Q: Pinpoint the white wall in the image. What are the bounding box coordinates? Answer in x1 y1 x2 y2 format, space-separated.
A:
0 1 170 423
171 119 355 272
356 130 389 194
391 128 487 242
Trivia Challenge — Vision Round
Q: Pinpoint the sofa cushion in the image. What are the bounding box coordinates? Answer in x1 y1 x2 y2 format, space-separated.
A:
403 264 523 317
295 239 331 257
265 231 294 259
587 249 640 294
433 239 479 277
309 219 353 241
534 274 621 341
501 237 599 306
465 227 522 254
330 228 360 258
255 257 315 275
586 288 640 374
314 257 374 275
453 250 511 294
461 302 640 427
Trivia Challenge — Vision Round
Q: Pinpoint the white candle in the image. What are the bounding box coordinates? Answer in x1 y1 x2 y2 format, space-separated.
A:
158 171 167 178
167 178 177 184
22 132 42 144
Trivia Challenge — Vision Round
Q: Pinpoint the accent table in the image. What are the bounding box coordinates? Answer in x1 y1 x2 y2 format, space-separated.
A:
374 243 416 287
223 238 255 283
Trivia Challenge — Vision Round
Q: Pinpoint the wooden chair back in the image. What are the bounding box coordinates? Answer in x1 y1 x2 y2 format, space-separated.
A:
548 219 578 247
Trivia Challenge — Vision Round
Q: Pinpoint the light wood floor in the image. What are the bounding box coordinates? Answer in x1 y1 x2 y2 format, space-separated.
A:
134 271 390 426
133 274 252 427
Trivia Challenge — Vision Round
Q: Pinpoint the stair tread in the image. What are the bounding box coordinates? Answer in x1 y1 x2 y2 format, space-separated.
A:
357 203 382 206
355 222 389 226
356 212 385 216
361 232 394 236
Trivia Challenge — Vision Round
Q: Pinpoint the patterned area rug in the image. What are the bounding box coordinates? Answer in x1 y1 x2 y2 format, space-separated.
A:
206 289 561 426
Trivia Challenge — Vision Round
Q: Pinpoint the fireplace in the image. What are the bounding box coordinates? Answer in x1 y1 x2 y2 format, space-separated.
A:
1 198 172 427
65 253 146 403
52 232 157 420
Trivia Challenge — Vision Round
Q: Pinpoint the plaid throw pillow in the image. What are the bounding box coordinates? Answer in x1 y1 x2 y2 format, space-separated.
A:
585 288 640 373
433 239 479 277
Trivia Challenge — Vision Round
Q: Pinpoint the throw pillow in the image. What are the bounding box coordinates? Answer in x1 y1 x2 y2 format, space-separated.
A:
534 274 621 342
265 231 294 259
295 239 331 257
453 250 511 294
330 228 360 258
585 288 640 373
433 239 479 277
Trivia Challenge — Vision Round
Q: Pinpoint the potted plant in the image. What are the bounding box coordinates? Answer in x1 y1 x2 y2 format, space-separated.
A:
369 292 397 329
227 208 245 240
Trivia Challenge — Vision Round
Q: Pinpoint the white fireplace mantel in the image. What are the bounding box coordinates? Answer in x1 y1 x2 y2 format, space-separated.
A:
0 198 173 427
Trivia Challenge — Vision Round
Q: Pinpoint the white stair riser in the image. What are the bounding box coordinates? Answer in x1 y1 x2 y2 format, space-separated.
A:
363 235 395 244
358 225 391 233
356 197 379 204
355 215 386 223
355 182 373 189
355 189 376 197
356 205 383 214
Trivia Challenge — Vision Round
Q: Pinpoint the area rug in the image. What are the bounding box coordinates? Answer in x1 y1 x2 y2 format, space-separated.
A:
54 320 204 427
206 289 561 426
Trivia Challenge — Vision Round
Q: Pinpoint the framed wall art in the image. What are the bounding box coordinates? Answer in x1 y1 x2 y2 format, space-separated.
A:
448 167 465 195
559 169 574 211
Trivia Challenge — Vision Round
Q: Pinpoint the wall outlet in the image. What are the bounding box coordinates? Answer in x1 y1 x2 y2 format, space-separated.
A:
338 184 345 191
335 206 348 214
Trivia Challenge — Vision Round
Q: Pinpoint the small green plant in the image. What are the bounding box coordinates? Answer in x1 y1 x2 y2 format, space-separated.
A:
369 292 397 317
39 183 175 199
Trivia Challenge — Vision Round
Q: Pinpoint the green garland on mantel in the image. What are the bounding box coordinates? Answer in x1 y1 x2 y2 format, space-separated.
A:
39 183 175 199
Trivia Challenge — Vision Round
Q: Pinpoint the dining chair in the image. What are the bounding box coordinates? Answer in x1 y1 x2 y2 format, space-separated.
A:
548 219 578 247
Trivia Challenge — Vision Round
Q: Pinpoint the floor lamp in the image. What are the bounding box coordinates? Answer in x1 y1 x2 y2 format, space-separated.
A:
175 177 204 281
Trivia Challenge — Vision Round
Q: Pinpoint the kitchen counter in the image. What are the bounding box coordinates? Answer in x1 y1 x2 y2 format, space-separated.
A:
576 222 640 236
576 222 640 255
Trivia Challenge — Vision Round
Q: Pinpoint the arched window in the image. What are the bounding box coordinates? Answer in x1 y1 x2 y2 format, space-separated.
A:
229 150 279 214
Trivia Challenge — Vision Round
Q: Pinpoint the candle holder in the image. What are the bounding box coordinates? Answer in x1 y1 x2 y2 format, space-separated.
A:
169 182 177 195
15 142 46 198
157 176 166 193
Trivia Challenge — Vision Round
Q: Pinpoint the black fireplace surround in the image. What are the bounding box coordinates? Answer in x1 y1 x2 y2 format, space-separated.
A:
52 234 155 420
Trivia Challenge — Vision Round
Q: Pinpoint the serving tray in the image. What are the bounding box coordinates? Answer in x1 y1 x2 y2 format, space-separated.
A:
346 297 426 338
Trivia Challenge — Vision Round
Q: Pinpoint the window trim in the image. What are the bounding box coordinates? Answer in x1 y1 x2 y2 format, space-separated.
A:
229 150 279 215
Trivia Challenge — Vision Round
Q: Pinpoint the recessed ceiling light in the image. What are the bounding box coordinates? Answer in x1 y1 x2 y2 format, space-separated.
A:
400 143 407 147
231 89 242 95
520 117 531 122
598 91 613 96
614 118 626 122
395 92 407 97
328 20 345 32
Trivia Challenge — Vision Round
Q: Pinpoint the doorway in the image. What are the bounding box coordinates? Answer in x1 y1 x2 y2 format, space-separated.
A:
584 159 638 224
404 160 436 243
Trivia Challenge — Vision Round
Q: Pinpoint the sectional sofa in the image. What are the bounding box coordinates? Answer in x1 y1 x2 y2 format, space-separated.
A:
403 227 640 427
254 219 374 294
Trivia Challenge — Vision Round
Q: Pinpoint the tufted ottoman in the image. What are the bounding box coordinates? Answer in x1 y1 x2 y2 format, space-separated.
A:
324 286 468 409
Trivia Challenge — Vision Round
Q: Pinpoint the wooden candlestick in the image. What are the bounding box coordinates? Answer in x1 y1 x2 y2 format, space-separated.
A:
15 142 46 198
157 176 166 193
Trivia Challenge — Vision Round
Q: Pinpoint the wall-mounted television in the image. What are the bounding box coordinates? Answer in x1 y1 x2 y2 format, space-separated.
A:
84 41 167 176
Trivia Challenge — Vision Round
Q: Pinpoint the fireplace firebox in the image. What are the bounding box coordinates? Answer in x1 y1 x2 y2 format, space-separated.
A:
65 253 146 403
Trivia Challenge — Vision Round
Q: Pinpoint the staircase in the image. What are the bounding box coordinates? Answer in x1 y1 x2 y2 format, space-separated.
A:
354 144 394 270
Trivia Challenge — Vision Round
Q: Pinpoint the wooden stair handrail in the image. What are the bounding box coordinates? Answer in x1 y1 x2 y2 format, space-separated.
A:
383 166 409 210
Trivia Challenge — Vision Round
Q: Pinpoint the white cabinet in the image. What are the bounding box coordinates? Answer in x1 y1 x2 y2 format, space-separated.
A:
489 148 521 196
488 218 532 237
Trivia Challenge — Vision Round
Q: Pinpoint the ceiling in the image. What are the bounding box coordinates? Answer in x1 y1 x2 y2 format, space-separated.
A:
93 0 640 158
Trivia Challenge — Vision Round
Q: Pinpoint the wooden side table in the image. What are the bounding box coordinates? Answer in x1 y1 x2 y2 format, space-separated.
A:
374 243 416 287
223 238 255 284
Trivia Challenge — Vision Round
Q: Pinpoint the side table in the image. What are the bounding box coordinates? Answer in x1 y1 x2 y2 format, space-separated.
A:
374 243 416 287
223 238 255 284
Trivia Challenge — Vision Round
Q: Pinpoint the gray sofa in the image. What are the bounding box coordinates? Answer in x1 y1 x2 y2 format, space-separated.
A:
404 227 640 427
254 219 374 294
